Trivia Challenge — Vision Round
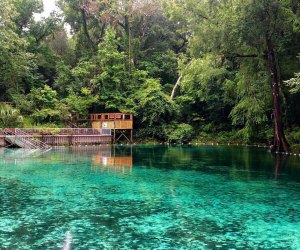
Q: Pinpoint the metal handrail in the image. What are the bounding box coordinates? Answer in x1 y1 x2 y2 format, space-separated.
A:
4 128 51 150
16 129 51 149
4 129 39 149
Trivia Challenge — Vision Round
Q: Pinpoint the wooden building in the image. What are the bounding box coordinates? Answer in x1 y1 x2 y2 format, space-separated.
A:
89 113 133 143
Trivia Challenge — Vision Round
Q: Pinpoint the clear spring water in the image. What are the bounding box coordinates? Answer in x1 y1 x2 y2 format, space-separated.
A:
0 145 299 249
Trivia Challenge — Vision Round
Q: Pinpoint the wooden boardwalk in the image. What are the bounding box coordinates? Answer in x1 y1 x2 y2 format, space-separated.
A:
0 128 112 147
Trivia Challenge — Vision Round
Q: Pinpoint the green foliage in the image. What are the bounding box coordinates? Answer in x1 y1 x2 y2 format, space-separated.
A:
129 78 178 128
23 120 63 129
196 131 238 144
70 28 128 110
35 127 62 135
64 88 98 115
93 29 128 109
134 126 167 141
0 104 24 128
165 0 300 147
181 54 227 101
1 0 300 146
139 50 178 88
165 123 194 143
12 0 43 30
196 127 273 145
0 0 34 99
229 60 271 140
180 54 232 125
16 85 70 123
53 61 74 96
28 85 58 108
285 73 300 93
286 127 300 145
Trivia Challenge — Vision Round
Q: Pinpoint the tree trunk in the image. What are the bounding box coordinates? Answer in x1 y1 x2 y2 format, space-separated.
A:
80 9 94 48
266 37 290 153
171 73 183 99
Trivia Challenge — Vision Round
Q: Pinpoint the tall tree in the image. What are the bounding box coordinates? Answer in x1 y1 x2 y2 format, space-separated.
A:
0 0 34 99
165 0 299 152
242 0 295 152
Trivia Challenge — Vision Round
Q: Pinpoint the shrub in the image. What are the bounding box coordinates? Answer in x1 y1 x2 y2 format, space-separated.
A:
286 128 300 145
0 104 23 128
165 123 194 143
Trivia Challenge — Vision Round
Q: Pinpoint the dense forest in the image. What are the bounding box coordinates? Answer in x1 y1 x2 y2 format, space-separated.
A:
0 0 300 151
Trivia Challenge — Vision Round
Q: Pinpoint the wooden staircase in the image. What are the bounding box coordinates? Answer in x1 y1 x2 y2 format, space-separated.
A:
64 119 78 128
3 128 51 150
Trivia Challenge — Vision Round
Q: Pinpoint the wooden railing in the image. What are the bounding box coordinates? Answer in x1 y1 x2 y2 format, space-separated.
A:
90 113 133 121
19 128 112 136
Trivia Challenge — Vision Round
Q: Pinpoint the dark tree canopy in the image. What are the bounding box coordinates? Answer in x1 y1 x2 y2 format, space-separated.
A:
0 0 300 150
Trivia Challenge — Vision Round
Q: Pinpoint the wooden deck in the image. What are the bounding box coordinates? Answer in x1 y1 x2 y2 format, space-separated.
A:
0 128 112 147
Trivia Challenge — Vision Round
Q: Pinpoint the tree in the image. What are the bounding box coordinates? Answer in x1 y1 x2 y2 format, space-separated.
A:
179 54 230 127
12 0 43 32
70 28 128 110
22 85 69 123
128 78 178 129
242 0 295 152
58 0 110 55
0 0 35 100
64 87 98 116
165 0 299 152
229 60 271 141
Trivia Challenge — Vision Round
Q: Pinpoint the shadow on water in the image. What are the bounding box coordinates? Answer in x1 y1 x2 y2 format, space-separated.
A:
131 145 300 182
1 145 299 182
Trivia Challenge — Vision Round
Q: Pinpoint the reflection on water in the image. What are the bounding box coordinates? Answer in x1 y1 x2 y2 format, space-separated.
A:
0 145 299 249
1 145 299 181
92 145 133 173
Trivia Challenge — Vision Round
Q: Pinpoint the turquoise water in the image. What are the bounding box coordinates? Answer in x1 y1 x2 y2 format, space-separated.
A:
0 145 299 249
